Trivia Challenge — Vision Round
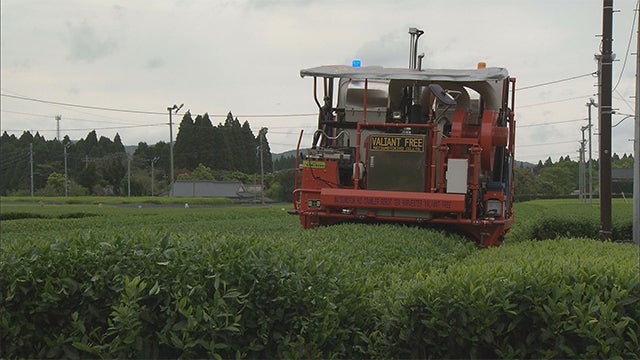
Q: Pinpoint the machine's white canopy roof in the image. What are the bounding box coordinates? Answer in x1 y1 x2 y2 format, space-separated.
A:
300 65 509 82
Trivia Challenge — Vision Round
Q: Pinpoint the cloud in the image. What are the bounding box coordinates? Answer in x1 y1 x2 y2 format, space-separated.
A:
247 0 321 9
146 58 165 69
111 4 125 20
65 20 117 63
353 32 407 68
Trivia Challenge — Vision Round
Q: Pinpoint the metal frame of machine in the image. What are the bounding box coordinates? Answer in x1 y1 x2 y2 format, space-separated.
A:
290 28 516 247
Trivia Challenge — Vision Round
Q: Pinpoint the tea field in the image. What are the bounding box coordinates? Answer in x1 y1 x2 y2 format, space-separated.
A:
1 199 638 358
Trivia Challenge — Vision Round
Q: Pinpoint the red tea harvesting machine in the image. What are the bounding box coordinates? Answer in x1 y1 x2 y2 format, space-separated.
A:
290 28 516 247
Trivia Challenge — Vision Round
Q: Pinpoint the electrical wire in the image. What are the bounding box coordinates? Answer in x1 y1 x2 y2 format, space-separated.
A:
0 109 150 126
516 73 596 91
0 151 31 170
517 152 583 161
613 1 639 91
614 88 635 113
518 94 596 108
209 113 316 118
1 123 165 133
1 92 317 119
518 140 578 148
518 118 586 128
1 93 166 115
1 72 614 161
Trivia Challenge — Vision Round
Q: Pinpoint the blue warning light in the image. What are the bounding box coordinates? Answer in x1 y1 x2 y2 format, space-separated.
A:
352 59 361 68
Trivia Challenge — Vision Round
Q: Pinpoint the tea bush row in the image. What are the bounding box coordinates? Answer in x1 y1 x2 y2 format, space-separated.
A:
507 199 634 241
1 209 478 358
0 195 233 205
1 203 638 358
392 239 640 358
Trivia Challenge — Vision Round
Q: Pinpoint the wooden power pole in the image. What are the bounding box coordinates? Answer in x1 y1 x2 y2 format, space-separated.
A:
598 0 614 240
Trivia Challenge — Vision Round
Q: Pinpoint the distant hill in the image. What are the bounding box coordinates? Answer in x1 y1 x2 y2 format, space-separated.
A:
124 145 137 156
516 160 535 168
272 149 309 161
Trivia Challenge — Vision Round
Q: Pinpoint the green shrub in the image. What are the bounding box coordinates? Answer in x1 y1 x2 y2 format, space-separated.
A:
1 203 638 358
530 217 599 239
1 231 247 358
508 199 633 242
393 239 640 359
0 212 46 221
0 209 476 358
0 212 97 221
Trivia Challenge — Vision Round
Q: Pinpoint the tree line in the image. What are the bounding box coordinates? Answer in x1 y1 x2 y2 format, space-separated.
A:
0 111 276 197
0 130 130 196
514 154 635 201
0 121 634 201
173 111 271 174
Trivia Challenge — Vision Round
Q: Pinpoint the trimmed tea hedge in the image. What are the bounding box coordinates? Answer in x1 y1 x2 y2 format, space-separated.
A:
0 206 477 358
1 203 638 358
0 195 233 205
392 239 640 359
507 199 634 242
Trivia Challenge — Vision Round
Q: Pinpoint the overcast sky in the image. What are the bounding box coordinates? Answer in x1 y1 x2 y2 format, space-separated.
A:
1 0 638 163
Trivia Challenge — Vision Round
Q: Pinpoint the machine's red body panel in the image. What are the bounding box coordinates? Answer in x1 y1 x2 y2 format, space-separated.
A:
320 189 465 212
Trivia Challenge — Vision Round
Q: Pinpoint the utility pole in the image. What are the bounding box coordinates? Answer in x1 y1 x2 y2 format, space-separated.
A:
64 142 70 197
55 115 61 142
580 126 588 202
30 143 34 197
151 157 159 196
167 103 183 196
597 0 614 240
578 145 584 202
587 98 597 205
127 154 131 197
634 0 640 244
260 133 265 204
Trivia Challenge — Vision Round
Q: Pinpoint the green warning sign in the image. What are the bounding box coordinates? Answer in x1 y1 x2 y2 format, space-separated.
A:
302 160 326 168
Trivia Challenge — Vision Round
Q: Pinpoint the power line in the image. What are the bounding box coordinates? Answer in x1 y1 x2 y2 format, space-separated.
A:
0 109 317 135
518 118 586 128
0 151 30 168
1 92 317 119
613 1 639 91
1 93 166 115
209 113 316 118
2 86 605 122
518 140 578 148
516 72 596 91
0 109 150 126
518 94 596 108
516 152 578 162
613 88 635 113
1 123 165 133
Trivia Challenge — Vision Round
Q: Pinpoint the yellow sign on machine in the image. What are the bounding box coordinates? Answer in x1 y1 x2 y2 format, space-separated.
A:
369 135 425 153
